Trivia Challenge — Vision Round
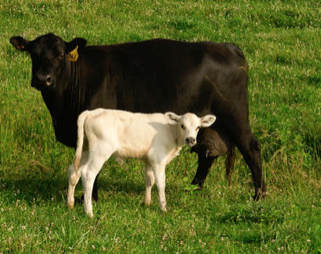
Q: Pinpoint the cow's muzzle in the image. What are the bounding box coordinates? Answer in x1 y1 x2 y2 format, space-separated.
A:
32 73 53 90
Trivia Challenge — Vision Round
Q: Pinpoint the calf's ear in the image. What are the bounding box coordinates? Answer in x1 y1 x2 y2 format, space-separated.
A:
10 36 30 52
200 115 216 128
66 38 87 53
165 112 180 125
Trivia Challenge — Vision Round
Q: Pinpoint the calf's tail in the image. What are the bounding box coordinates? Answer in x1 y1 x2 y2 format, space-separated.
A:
74 110 90 170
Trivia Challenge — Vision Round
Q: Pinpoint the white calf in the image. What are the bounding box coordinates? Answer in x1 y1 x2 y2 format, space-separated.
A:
67 109 216 217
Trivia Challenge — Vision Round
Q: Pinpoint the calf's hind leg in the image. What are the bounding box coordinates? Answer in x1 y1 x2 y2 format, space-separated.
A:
67 151 89 208
82 151 113 218
144 164 155 206
67 164 81 208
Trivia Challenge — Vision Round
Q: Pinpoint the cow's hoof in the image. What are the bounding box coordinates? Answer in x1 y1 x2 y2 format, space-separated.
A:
191 180 204 190
253 189 268 200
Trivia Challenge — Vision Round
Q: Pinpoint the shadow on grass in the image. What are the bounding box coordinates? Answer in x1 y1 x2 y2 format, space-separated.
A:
216 205 285 225
0 166 144 207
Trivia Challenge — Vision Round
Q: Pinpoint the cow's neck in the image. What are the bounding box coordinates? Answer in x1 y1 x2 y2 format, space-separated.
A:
43 61 83 116
40 61 84 147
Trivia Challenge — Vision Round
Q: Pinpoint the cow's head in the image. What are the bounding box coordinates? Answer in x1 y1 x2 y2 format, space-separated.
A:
10 33 87 91
165 112 216 147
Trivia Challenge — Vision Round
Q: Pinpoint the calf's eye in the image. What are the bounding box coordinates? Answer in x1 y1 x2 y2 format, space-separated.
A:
181 124 185 130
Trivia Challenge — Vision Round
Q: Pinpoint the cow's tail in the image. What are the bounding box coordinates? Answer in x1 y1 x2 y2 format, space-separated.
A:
74 110 90 170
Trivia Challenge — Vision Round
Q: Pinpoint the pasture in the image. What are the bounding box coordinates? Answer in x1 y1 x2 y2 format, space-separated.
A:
0 0 320 253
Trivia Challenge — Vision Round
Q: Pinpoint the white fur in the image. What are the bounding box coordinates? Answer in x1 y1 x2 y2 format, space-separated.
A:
67 109 216 217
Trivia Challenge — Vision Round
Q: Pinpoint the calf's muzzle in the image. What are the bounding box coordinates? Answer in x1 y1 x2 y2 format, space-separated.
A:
185 137 196 146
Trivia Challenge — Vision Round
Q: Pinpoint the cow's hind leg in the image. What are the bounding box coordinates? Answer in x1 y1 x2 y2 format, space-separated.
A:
236 133 267 200
223 109 266 199
221 118 266 199
208 77 266 199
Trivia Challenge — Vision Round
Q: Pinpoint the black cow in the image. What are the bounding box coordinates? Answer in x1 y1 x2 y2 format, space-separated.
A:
10 33 267 200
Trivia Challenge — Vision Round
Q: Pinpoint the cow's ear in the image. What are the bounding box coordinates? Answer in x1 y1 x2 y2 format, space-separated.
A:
10 36 30 52
200 115 216 128
165 112 180 125
65 38 87 53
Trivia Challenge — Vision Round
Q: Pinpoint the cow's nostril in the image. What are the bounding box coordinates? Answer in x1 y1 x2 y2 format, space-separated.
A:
46 75 52 86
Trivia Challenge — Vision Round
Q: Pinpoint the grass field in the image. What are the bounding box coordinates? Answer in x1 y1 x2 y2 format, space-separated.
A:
0 0 321 253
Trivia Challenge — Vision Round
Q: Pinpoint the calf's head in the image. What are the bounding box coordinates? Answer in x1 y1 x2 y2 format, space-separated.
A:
165 112 216 147
10 33 87 91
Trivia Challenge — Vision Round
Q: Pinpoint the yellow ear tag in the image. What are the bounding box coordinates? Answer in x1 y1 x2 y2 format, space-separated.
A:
67 46 79 62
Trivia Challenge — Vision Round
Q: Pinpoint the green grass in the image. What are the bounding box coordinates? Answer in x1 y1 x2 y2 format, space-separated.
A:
1 0 321 253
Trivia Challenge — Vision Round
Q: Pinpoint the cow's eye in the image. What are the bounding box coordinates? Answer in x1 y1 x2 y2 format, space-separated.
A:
181 124 185 130
59 53 64 60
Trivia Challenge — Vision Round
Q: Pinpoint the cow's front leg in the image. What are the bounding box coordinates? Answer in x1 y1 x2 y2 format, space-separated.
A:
191 152 215 189
153 164 167 212
144 164 155 206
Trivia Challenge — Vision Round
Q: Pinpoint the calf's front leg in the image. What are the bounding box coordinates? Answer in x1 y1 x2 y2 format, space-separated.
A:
153 164 167 212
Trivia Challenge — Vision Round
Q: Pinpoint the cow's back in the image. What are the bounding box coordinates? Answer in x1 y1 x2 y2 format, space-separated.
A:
80 39 247 116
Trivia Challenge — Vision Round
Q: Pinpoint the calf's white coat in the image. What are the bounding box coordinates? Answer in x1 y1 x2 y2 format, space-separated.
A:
67 109 216 217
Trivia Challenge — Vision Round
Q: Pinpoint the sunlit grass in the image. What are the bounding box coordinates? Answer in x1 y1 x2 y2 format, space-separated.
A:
0 0 320 253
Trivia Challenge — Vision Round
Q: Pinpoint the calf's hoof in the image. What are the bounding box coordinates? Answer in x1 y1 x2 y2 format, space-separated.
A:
67 201 74 209
144 200 151 206
161 205 168 212
87 213 94 218
85 210 94 218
